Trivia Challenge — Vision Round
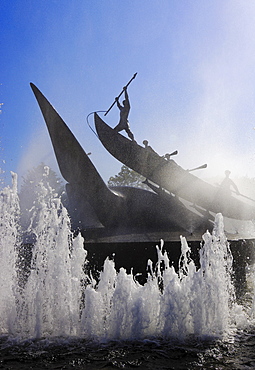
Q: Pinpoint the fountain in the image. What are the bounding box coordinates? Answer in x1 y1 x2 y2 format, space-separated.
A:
26 84 255 293
0 171 253 341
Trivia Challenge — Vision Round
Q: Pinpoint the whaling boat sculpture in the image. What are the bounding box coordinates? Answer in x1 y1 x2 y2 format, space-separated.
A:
30 83 212 238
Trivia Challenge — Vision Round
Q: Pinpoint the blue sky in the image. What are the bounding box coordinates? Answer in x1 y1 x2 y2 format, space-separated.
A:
2 1 255 189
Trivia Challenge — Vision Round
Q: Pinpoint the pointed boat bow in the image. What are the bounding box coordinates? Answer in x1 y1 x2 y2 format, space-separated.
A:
30 83 124 227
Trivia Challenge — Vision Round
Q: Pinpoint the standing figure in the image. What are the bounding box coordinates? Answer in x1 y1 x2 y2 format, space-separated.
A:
220 170 240 197
114 86 135 141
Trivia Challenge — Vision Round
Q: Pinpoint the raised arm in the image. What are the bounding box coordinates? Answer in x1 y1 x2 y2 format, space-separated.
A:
123 86 130 109
115 97 122 109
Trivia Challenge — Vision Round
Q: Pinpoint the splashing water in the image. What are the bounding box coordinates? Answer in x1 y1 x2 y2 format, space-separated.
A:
0 172 19 333
0 172 254 342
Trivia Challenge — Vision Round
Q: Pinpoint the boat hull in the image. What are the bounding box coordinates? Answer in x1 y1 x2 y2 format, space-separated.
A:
94 113 255 220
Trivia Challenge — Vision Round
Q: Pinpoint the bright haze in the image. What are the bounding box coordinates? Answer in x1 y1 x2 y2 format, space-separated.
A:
1 1 255 188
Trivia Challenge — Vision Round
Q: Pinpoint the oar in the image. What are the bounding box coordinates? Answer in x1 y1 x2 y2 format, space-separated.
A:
169 150 178 156
188 164 207 172
104 73 137 116
218 186 255 203
233 191 255 202
164 150 178 160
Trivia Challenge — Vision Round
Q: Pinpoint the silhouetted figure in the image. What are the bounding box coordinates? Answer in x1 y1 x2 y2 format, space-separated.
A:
220 170 240 197
164 153 170 160
114 86 135 141
143 140 158 155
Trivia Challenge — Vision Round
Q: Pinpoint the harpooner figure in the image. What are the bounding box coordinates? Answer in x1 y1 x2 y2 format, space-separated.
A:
114 86 135 141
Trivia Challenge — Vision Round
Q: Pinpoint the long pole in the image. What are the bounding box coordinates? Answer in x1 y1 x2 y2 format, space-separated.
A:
104 73 137 116
232 190 255 202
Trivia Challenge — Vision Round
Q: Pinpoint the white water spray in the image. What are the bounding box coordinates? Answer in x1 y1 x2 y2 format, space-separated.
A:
0 172 19 334
80 222 240 341
0 172 253 341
